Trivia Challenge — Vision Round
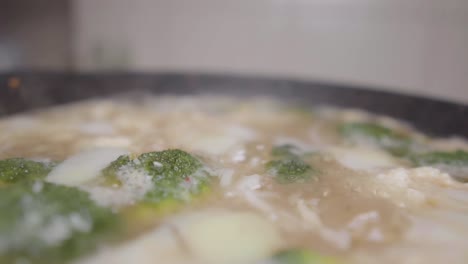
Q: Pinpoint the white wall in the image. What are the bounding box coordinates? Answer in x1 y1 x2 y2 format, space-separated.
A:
72 0 468 103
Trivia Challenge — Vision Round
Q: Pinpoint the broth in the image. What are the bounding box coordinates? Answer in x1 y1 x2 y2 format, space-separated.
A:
0 95 467 264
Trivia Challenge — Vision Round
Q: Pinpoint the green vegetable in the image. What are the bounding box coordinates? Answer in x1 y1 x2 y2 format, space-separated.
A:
267 145 317 184
102 155 132 178
339 122 411 156
137 150 204 179
0 158 55 184
0 182 120 264
409 150 468 182
103 149 212 204
271 144 301 157
410 150 468 166
267 158 313 184
272 249 340 264
100 155 132 186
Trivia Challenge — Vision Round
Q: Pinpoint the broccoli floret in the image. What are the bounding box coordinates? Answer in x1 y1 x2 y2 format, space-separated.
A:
100 155 132 186
138 149 204 179
102 149 211 204
339 122 411 156
272 249 340 264
266 145 317 184
102 155 132 177
0 158 55 184
0 182 120 264
266 158 313 184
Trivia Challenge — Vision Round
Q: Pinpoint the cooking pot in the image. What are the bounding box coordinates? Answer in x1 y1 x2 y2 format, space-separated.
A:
0 72 466 137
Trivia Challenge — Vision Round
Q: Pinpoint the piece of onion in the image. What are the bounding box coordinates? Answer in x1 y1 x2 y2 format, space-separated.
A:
47 148 128 186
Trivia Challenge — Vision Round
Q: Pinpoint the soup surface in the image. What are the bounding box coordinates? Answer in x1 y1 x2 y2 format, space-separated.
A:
0 95 467 264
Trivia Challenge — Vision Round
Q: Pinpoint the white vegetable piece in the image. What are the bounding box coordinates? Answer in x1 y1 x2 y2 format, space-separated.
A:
327 146 398 171
46 148 128 186
77 209 281 264
173 209 282 264
189 125 256 156
237 174 262 191
76 226 188 264
191 135 239 156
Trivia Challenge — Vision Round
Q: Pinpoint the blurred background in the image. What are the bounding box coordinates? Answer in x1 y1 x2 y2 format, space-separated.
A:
1 0 467 103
